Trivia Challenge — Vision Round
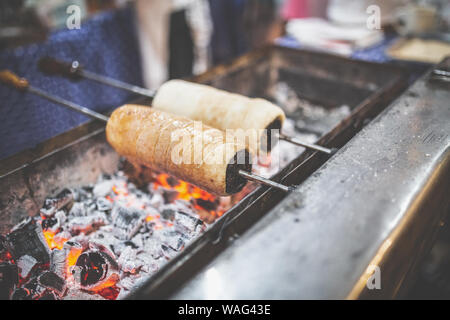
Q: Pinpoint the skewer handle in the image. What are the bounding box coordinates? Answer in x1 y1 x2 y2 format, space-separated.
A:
38 57 81 80
39 57 156 98
0 70 29 90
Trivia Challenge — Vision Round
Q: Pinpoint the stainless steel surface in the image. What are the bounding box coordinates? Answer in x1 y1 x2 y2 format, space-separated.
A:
171 63 450 299
238 170 291 192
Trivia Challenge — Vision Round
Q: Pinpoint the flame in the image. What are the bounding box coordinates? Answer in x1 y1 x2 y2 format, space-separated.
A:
152 173 224 217
43 230 69 250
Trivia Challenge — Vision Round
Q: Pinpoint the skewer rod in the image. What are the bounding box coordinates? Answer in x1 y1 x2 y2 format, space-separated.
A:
38 57 337 155
28 86 109 123
238 170 291 192
81 69 156 99
0 70 293 193
279 133 336 155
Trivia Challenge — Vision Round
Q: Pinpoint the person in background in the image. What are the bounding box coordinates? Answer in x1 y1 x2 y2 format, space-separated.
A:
208 0 284 65
135 0 212 89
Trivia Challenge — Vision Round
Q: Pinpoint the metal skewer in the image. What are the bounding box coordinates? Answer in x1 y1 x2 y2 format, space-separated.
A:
0 70 294 194
38 57 156 98
38 57 337 155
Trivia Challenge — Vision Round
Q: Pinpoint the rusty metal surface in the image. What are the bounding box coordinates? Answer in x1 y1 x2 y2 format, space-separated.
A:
171 60 450 299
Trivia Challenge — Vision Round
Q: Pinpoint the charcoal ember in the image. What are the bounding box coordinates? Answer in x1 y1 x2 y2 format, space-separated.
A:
161 209 175 221
130 233 145 249
0 262 19 299
37 291 57 300
194 198 217 212
117 272 149 292
135 253 159 274
173 200 197 214
0 235 9 261
111 206 146 240
13 277 47 300
117 247 141 274
42 210 66 233
89 230 119 254
174 211 204 234
67 211 107 235
63 288 106 300
68 202 88 217
162 189 179 203
6 218 50 264
71 249 119 292
11 287 32 300
50 241 83 279
88 241 117 262
70 234 90 251
72 187 89 202
17 255 38 279
40 188 74 217
93 180 114 198
142 238 163 259
96 197 112 212
38 271 66 297
149 192 164 208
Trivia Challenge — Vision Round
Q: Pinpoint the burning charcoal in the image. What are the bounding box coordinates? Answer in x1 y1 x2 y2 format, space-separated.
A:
117 247 141 274
11 287 32 300
111 206 146 240
130 233 145 249
142 238 163 259
174 211 204 234
90 231 120 254
93 180 114 198
162 189 179 203
38 271 66 297
6 218 50 264
161 209 175 221
38 291 57 300
68 202 88 217
17 255 38 279
0 235 9 261
0 263 19 299
136 253 159 274
50 241 83 279
194 198 217 212
40 188 74 217
162 235 184 253
71 249 119 292
12 277 47 300
42 210 66 234
67 211 107 235
96 197 112 212
117 272 149 292
63 289 106 300
149 192 164 208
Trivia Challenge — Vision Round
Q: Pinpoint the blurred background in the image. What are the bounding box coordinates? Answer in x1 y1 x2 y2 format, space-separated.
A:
0 0 449 299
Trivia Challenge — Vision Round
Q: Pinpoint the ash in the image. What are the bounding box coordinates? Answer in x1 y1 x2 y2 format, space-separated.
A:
1 172 213 300
272 82 351 135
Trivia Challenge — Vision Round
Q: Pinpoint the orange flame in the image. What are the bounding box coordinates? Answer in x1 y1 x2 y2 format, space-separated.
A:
43 230 69 250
